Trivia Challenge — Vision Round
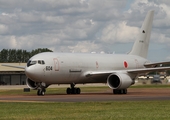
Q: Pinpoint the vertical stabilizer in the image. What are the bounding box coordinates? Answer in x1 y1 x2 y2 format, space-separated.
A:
129 10 154 58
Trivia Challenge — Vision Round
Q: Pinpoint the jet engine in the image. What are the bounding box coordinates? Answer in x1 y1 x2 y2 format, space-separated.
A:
26 78 49 90
26 78 39 89
107 73 133 89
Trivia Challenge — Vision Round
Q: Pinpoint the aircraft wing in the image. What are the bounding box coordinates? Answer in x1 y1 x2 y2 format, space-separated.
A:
2 64 25 69
85 67 170 77
127 67 170 74
144 61 170 67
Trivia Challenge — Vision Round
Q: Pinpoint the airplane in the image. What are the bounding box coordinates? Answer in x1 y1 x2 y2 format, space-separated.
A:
3 10 170 96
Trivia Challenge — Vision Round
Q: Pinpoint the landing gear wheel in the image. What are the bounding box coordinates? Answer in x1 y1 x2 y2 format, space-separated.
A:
66 83 81 94
37 88 46 96
113 89 127 94
76 88 81 94
37 89 41 95
123 89 127 94
113 89 119 94
66 88 71 94
40 90 45 96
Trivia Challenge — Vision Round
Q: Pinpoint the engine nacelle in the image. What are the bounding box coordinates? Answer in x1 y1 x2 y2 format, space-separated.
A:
26 78 38 89
26 78 50 90
107 73 133 89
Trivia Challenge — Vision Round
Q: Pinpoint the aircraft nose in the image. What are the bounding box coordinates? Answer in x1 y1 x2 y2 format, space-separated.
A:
25 66 35 79
25 66 45 82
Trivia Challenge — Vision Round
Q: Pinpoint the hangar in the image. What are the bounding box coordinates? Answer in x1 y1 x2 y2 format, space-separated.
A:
0 63 26 85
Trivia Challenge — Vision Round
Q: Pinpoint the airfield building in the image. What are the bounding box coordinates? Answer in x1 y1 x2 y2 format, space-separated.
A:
0 63 26 85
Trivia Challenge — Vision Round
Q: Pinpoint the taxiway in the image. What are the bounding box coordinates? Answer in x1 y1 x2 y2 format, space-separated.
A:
0 88 170 102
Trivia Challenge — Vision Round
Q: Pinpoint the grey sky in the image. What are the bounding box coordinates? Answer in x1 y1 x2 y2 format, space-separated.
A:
0 0 170 62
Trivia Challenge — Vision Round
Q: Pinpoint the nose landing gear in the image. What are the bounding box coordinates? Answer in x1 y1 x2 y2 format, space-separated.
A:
66 83 81 94
36 83 47 96
37 88 46 96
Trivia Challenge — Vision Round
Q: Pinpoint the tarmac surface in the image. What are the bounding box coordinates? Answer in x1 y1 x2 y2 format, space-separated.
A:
0 86 170 102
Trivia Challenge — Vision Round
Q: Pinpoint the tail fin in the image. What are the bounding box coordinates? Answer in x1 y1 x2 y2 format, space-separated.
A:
129 10 154 58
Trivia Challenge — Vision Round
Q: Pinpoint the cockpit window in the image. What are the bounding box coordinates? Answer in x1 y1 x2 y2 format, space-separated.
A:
42 60 45 64
27 60 31 67
27 60 37 67
38 60 45 65
38 60 41 64
27 60 45 67
31 61 37 64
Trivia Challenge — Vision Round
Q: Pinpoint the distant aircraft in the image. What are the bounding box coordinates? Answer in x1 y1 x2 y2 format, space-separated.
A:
151 75 162 84
146 74 166 84
3 10 170 95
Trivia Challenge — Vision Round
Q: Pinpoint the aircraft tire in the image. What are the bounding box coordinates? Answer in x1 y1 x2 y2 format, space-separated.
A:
123 89 127 94
37 90 41 95
66 88 71 94
37 89 45 96
113 89 127 94
71 88 77 94
66 87 81 94
76 88 81 94
113 89 117 94
40 90 45 96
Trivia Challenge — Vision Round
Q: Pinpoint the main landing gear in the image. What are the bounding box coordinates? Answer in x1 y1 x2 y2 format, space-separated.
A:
66 83 81 94
113 89 127 94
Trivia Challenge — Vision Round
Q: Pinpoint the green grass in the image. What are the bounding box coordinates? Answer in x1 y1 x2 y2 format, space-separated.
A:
0 101 170 120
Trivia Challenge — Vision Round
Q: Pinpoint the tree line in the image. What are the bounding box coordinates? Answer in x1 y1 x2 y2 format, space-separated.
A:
0 48 53 63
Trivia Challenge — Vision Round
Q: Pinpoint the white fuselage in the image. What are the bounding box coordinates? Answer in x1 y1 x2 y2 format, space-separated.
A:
25 52 149 85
